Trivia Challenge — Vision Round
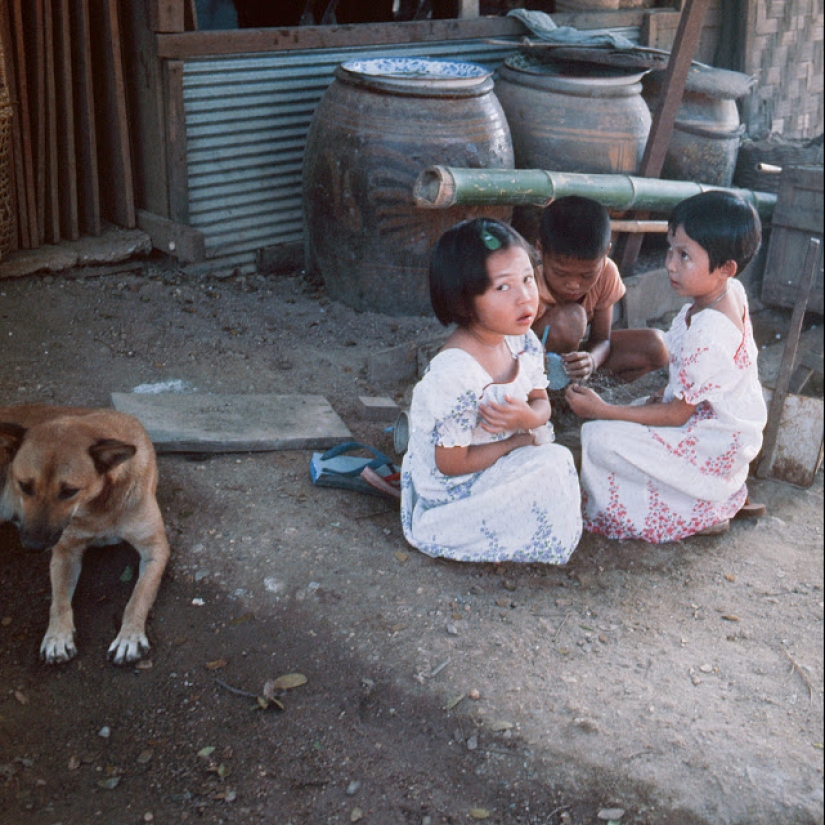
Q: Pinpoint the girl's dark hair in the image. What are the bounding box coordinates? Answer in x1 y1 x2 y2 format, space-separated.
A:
539 195 612 260
669 191 762 274
429 218 536 326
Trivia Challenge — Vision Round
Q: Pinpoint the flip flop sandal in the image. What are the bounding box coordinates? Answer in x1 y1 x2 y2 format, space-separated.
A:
694 519 731 537
360 466 401 501
735 500 767 519
310 441 400 500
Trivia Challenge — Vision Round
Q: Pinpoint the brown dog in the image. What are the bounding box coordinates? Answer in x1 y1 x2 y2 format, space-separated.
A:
0 404 170 665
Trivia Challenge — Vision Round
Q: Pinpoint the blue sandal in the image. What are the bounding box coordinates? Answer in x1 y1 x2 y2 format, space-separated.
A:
310 442 400 500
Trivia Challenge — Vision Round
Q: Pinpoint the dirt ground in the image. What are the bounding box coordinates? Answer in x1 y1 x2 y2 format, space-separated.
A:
0 258 822 825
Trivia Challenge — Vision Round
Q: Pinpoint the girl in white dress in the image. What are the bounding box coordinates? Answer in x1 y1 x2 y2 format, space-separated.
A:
566 191 767 543
400 218 582 563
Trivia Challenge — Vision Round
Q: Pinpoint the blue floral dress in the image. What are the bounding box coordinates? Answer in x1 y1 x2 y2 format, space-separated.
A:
400 331 582 563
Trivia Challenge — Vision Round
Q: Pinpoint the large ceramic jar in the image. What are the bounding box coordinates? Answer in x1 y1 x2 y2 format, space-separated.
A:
302 57 514 316
495 55 651 176
494 55 651 240
644 67 750 188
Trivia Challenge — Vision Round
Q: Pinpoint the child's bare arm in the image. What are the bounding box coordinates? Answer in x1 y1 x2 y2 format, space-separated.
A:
563 306 612 379
479 389 550 434
565 383 695 426
435 434 534 476
437 390 549 476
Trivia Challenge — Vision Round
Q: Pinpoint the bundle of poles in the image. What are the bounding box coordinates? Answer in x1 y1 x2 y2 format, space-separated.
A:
412 166 778 232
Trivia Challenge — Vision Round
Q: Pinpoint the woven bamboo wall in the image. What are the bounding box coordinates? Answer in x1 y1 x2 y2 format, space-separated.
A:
743 0 824 139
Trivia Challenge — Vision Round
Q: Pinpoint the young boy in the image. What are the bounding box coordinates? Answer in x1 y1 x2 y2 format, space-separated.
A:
531 196 668 383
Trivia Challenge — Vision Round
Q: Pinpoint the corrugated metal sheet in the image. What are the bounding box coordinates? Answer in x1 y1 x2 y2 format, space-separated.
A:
182 29 641 274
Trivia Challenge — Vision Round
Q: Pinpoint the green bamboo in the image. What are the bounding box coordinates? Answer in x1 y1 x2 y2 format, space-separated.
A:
413 166 777 221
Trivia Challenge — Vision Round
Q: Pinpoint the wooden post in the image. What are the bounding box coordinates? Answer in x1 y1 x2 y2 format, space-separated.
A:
457 0 480 17
164 59 189 223
757 237 822 479
150 0 185 33
617 0 712 275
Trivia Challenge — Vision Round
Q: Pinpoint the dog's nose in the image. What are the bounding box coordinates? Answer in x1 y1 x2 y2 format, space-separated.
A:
19 527 62 552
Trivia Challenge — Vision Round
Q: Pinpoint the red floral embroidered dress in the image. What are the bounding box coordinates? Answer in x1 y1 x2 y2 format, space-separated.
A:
579 280 767 543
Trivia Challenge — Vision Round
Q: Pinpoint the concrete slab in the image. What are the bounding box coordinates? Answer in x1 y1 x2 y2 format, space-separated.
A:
357 395 400 421
0 225 152 280
758 327 823 387
622 267 686 328
111 393 352 453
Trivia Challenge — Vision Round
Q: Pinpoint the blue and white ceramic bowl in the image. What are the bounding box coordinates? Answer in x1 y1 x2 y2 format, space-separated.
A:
340 57 492 90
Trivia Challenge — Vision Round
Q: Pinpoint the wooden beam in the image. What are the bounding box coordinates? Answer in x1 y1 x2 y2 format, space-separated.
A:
164 60 189 223
90 0 136 228
119 0 169 217
137 209 205 262
618 0 711 275
2 1 25 249
53 0 79 241
757 238 821 479
42 0 61 243
457 0 479 17
150 0 185 33
70 0 102 236
155 12 648 59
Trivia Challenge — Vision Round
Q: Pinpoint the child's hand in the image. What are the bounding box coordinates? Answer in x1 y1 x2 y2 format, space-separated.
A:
478 396 533 434
564 383 607 419
562 350 596 381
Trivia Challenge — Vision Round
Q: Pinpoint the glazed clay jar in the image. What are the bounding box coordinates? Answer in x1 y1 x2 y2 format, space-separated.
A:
494 53 651 240
302 56 514 316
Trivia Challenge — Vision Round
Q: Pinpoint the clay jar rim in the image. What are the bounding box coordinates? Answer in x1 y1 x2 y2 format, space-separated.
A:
336 56 495 98
498 59 647 96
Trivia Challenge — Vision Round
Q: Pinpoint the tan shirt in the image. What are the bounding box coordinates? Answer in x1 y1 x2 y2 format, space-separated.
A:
535 257 626 324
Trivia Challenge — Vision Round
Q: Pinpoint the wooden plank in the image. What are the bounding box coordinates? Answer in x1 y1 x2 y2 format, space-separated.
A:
9 0 37 248
136 209 205 262
184 0 197 30
164 60 189 223
119 0 169 217
89 0 136 228
761 167 824 314
758 238 821 481
22 0 46 243
618 0 711 274
150 0 186 33
41 0 60 243
69 0 101 236
1 1 24 250
155 12 649 59
52 0 79 241
42 0 61 243
110 393 353 453
641 9 681 50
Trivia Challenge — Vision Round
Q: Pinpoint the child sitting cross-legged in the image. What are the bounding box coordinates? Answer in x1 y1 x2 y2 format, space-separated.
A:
400 218 582 564
532 195 669 385
566 191 768 543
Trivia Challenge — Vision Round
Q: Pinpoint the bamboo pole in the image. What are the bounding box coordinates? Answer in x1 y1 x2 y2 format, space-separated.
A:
412 166 777 222
610 220 669 233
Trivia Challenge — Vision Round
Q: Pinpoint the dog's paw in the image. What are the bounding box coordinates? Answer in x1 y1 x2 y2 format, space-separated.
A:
40 632 78 664
108 631 150 665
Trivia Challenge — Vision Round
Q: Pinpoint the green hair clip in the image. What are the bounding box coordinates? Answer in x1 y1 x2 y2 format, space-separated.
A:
480 228 501 251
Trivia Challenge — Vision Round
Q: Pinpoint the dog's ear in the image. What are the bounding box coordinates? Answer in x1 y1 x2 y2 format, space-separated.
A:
0 422 28 461
89 439 137 474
